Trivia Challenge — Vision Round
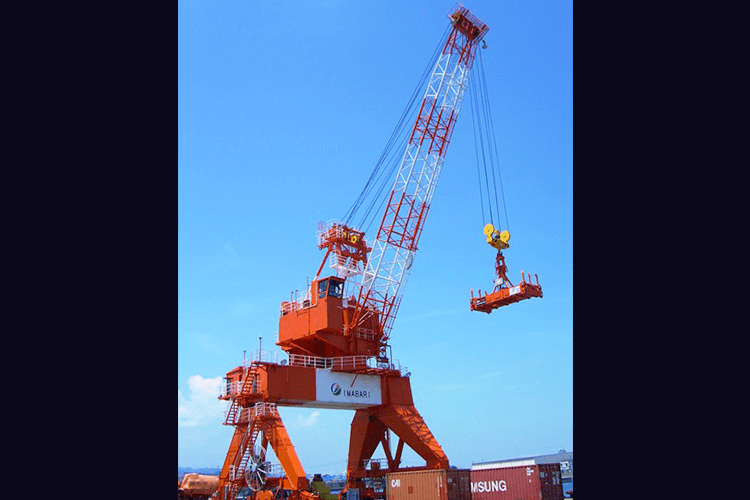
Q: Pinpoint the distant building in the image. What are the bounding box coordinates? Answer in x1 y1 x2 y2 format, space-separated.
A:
471 448 573 482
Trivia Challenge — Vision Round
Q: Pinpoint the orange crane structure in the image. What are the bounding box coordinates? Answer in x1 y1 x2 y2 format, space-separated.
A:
213 6 538 500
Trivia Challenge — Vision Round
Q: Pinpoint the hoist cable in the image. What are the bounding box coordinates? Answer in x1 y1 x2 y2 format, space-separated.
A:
478 53 502 230
478 49 510 232
469 74 486 227
360 134 409 235
349 26 449 231
342 26 451 230
471 70 494 226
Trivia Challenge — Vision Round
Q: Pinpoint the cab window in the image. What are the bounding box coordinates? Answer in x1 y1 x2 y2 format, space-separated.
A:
318 279 328 298
328 279 343 298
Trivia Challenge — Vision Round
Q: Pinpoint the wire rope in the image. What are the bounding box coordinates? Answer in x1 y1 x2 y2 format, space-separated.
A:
469 48 510 235
469 75 486 227
471 69 494 226
478 49 509 232
360 133 409 235
478 53 501 229
342 25 451 233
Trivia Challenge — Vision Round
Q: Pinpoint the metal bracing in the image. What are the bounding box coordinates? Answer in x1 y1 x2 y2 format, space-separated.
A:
352 25 478 347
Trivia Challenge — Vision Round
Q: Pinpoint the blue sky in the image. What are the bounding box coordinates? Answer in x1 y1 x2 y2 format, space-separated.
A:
178 0 572 472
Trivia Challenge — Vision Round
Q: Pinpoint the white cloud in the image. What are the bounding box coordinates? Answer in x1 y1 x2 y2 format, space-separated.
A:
178 375 225 427
294 410 320 428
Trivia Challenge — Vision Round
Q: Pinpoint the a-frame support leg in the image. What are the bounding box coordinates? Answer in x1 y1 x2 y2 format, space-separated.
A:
260 411 309 491
375 405 448 469
348 409 389 476
217 407 310 500
217 422 253 500
346 404 449 487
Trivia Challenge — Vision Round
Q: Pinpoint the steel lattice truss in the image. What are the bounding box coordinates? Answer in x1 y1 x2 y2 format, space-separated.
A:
351 13 488 351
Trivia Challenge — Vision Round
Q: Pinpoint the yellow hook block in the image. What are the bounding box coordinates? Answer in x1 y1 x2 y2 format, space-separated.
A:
483 224 510 249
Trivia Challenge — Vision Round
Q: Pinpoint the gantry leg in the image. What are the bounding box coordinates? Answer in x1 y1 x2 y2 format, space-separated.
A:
347 404 449 485
375 405 448 469
347 409 389 476
217 422 253 500
217 405 309 500
260 410 309 491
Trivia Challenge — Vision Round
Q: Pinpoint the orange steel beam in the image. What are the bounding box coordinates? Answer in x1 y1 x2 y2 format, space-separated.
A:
348 410 388 476
347 404 448 486
221 361 415 409
394 437 405 467
380 431 395 469
217 423 249 499
260 413 309 491
376 405 448 469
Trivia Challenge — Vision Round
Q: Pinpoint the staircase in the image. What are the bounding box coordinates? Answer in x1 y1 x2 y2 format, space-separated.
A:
220 362 270 500
226 419 263 500
224 364 262 426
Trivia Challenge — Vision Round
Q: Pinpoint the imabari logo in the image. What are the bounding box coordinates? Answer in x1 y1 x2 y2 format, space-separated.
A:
331 383 341 396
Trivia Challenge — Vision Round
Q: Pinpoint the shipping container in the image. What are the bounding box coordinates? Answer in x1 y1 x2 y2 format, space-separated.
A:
386 469 471 500
472 459 537 470
470 464 563 500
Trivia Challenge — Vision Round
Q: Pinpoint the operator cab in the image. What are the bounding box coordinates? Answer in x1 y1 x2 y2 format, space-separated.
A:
279 274 380 357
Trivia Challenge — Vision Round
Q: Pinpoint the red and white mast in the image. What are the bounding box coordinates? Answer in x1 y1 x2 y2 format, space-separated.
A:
347 6 489 358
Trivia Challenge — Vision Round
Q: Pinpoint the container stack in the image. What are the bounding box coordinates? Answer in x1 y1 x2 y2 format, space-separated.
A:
384 464 563 500
471 463 563 500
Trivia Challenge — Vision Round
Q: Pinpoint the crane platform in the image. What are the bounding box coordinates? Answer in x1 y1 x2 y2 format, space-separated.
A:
216 351 448 500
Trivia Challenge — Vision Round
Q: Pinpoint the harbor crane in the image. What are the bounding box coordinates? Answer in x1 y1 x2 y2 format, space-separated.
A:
213 5 540 500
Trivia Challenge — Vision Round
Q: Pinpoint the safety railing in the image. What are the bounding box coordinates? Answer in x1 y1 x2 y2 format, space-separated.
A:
252 402 277 417
287 354 408 376
349 327 376 341
330 253 363 277
221 378 264 398
244 349 280 367
280 290 313 316
362 458 389 469
287 354 367 370
225 351 411 397
221 380 242 398
317 220 345 246
266 463 286 478
237 402 278 422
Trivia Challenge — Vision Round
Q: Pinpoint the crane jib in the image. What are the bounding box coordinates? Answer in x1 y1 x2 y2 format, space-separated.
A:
350 10 487 350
